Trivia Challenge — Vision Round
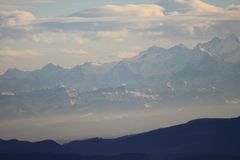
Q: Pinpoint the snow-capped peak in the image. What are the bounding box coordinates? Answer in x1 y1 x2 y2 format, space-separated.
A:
196 34 240 62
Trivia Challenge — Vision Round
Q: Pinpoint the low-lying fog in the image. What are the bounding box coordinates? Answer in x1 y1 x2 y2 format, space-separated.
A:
0 105 239 142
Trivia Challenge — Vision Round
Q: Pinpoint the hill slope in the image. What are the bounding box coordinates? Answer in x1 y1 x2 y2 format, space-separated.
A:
0 116 240 159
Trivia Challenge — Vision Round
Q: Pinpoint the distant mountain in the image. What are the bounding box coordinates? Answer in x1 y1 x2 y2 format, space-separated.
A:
0 116 240 160
0 85 160 119
0 62 116 92
0 86 72 119
197 34 240 62
0 35 240 119
1 34 239 93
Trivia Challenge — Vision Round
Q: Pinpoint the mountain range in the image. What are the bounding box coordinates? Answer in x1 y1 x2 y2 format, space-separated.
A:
0 34 240 119
0 116 240 160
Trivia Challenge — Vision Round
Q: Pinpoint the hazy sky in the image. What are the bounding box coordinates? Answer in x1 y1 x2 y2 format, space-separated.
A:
1 106 240 141
0 0 240 73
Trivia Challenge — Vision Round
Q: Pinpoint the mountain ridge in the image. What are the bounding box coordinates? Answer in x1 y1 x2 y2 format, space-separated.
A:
0 34 240 119
2 34 239 77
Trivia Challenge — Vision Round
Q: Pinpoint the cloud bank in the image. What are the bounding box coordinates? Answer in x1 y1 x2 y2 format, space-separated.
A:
0 0 240 73
1 0 239 42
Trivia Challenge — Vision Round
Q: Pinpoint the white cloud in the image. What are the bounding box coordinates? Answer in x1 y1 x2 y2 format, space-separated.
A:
31 32 67 44
96 30 128 41
1 1 235 43
226 4 240 11
30 32 90 45
72 4 165 17
0 49 41 57
117 47 142 59
0 0 53 11
182 21 214 36
117 51 138 59
62 49 88 56
139 31 163 38
158 0 221 13
225 98 240 104
34 1 238 42
0 10 35 27
130 91 160 100
75 36 89 45
144 104 152 108
1 0 53 5
189 0 222 12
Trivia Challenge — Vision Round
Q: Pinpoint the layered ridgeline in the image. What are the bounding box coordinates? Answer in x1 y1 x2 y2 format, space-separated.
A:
0 117 240 160
0 35 240 118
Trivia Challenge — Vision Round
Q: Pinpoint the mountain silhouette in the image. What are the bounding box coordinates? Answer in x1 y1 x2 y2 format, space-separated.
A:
0 116 240 160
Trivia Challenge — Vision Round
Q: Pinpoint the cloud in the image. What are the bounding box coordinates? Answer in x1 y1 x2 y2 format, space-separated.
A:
141 20 216 41
72 4 165 17
117 47 142 59
225 98 240 104
0 0 54 11
158 0 221 13
96 30 128 41
139 31 163 38
9 1 235 38
130 91 159 100
35 1 238 42
117 51 138 59
0 10 35 27
144 104 152 108
29 31 90 45
0 1 240 50
226 4 240 11
62 49 88 56
205 20 240 37
0 50 41 57
31 32 67 44
75 36 89 45
1 0 53 5
0 10 35 40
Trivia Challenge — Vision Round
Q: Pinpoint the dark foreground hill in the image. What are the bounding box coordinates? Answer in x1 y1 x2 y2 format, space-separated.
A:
0 153 150 160
0 116 240 160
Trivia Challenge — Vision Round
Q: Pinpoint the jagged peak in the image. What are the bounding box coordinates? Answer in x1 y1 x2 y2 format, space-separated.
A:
135 45 166 60
211 36 222 42
41 63 62 70
4 68 22 74
72 62 101 70
82 62 92 66
197 36 221 47
2 68 26 78
147 45 165 52
169 43 189 51
224 34 239 43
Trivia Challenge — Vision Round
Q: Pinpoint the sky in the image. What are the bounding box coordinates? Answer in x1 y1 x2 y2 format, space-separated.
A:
0 0 240 74
1 106 240 141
